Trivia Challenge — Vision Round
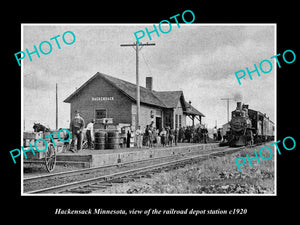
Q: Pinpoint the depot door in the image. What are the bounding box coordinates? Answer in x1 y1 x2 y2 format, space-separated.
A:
156 117 162 131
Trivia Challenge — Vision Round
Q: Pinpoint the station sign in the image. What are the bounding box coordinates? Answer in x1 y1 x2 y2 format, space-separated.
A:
91 97 114 101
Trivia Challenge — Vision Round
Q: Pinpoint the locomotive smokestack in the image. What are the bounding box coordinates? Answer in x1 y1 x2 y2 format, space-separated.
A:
237 102 242 110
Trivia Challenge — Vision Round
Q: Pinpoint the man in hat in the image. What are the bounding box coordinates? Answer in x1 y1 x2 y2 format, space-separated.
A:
69 110 85 152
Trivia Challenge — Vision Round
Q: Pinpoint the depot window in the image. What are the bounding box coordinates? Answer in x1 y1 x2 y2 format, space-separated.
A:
95 109 107 119
179 115 182 128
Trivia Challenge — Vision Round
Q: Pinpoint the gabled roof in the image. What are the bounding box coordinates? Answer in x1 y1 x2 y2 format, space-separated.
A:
152 91 205 117
64 72 166 108
153 91 184 108
184 101 205 117
64 72 205 117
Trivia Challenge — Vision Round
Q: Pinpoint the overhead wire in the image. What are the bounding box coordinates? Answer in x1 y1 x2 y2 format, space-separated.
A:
141 51 153 77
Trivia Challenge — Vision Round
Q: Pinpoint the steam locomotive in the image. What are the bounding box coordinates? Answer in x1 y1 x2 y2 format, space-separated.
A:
226 102 274 147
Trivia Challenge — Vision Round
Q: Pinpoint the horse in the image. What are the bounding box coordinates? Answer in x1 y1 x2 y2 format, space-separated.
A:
33 122 50 132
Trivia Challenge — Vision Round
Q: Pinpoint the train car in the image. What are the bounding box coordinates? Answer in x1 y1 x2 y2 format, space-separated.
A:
248 109 275 143
228 102 274 147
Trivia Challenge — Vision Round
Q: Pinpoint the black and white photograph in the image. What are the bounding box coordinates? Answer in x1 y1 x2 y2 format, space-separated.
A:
4 5 298 220
21 24 276 195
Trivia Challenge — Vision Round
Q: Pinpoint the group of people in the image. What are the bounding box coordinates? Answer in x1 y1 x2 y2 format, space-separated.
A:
68 110 214 152
178 126 209 144
142 125 177 148
134 124 210 149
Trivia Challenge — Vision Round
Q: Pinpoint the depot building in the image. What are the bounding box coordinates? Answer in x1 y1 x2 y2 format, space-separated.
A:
64 72 205 130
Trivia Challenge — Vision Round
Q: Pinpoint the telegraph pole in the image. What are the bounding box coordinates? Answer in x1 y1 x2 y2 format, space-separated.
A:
120 41 155 129
221 98 234 123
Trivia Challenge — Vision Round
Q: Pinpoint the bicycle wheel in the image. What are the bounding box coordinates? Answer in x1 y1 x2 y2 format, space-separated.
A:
82 140 88 150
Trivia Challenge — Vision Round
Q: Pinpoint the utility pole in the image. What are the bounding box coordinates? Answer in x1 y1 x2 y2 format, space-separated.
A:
220 98 234 123
120 41 155 129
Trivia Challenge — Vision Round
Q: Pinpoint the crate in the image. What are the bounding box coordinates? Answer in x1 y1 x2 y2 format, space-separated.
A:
23 132 35 139
23 131 44 139
23 138 52 160
23 132 37 139
23 147 46 160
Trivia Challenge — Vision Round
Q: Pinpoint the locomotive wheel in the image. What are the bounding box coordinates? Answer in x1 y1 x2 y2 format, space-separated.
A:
45 142 56 172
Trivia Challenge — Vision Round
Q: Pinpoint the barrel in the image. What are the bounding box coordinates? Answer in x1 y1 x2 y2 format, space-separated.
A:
94 131 106 150
107 131 119 149
119 133 126 148
130 136 135 147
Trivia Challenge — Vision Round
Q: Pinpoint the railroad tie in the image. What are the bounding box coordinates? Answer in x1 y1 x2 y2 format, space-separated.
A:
67 188 92 194
90 183 113 187
120 177 135 182
110 179 124 183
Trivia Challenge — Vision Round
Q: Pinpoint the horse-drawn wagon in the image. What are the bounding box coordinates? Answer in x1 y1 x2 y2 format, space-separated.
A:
23 124 70 172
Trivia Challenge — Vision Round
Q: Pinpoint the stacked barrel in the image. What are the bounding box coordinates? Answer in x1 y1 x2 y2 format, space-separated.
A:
94 130 126 150
94 131 106 150
107 131 119 149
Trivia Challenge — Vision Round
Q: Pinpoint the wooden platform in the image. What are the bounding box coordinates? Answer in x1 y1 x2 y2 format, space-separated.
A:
56 143 220 168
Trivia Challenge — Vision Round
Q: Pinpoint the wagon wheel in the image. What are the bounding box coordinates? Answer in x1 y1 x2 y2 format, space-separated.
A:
45 142 56 172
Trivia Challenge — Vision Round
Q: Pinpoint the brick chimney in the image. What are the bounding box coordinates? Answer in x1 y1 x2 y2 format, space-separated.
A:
146 77 153 91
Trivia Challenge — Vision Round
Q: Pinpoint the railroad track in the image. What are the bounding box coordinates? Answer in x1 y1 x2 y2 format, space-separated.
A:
24 147 217 192
24 146 244 194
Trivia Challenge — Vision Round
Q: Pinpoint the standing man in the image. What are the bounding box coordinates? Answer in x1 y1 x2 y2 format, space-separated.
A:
126 130 131 148
213 126 217 141
86 119 95 149
144 125 150 147
203 126 208 144
160 128 167 147
174 127 179 146
135 125 142 148
70 110 85 153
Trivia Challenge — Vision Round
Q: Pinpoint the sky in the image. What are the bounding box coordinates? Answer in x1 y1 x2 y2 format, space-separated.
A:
22 24 275 131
